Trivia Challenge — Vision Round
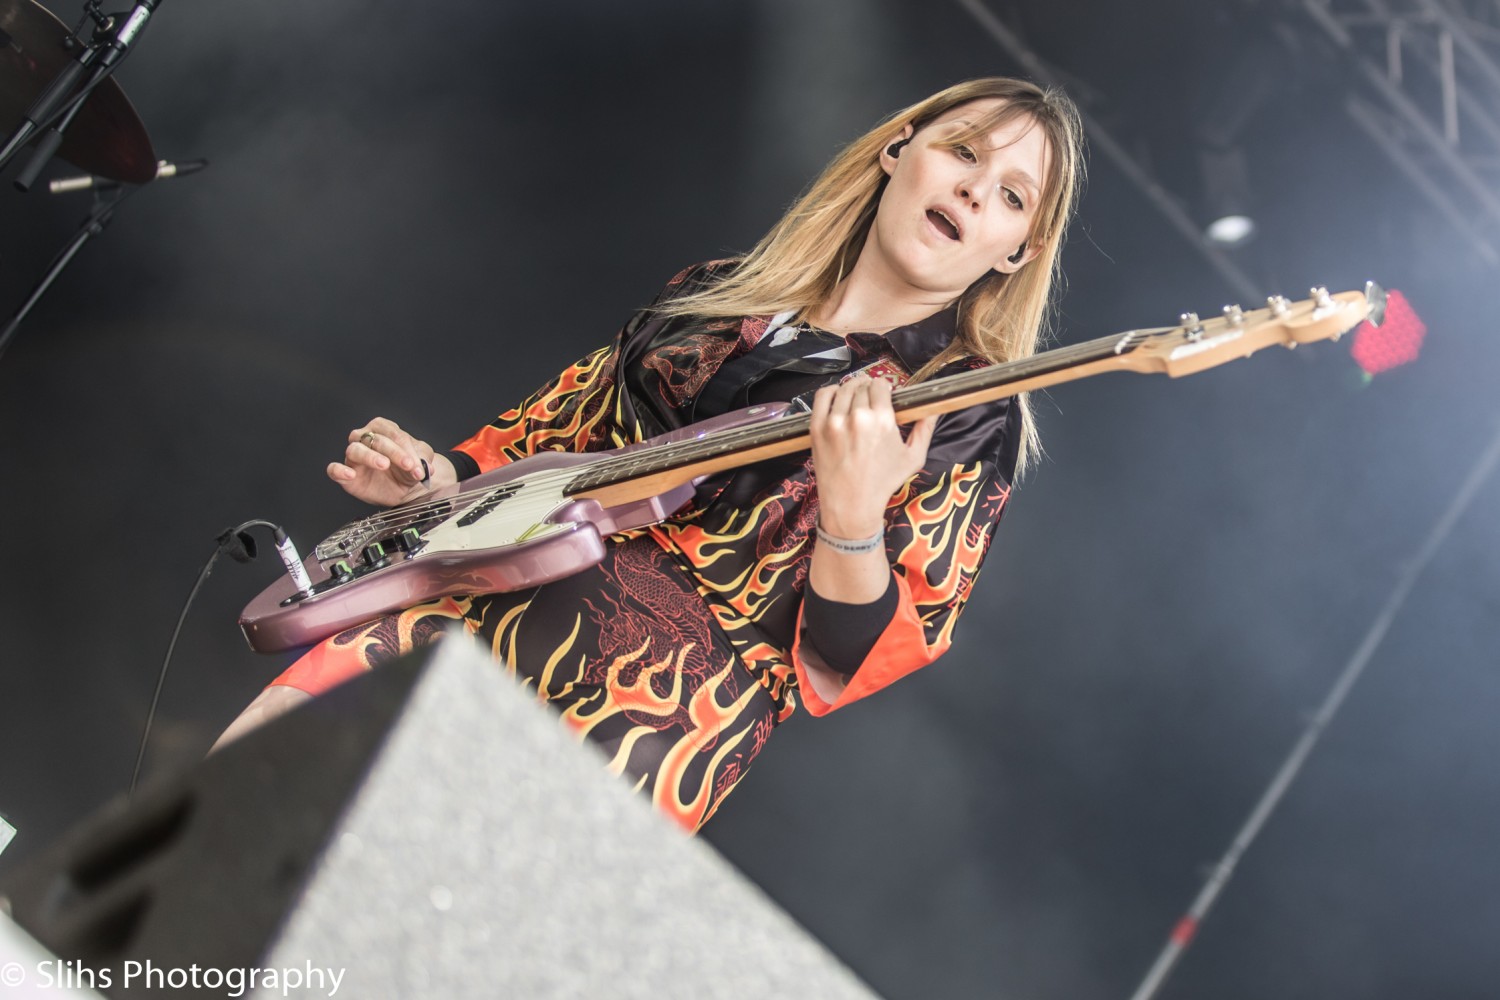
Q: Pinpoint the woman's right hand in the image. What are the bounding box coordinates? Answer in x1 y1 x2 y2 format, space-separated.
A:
327 416 458 507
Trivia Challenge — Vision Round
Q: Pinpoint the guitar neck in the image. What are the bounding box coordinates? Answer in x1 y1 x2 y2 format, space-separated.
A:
566 285 1376 507
567 328 1148 507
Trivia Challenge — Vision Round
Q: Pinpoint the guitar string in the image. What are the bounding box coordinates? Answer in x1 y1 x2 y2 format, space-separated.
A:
569 328 1150 490
315 297 1345 558
317 325 1183 554
315 328 1158 553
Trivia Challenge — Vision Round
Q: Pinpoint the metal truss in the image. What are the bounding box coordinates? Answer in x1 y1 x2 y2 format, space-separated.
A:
1293 0 1500 267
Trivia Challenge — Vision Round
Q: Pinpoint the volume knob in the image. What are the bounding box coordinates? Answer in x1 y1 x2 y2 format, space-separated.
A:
361 542 389 568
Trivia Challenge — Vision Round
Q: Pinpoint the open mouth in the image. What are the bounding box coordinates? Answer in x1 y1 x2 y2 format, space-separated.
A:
927 209 960 241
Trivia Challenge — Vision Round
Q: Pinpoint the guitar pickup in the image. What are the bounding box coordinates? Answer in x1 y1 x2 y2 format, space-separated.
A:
455 486 518 527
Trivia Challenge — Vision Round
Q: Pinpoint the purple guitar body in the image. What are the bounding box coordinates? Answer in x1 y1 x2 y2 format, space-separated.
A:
239 403 790 653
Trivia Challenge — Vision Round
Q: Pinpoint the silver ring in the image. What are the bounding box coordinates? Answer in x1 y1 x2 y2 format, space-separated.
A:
360 431 377 448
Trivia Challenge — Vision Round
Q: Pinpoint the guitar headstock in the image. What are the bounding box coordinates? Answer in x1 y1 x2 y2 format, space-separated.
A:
1116 283 1385 377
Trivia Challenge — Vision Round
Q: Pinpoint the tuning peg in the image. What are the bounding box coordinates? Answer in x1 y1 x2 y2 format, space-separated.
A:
1267 295 1290 317
1180 311 1204 341
1306 286 1345 339
1365 281 1388 326
1223 304 1244 325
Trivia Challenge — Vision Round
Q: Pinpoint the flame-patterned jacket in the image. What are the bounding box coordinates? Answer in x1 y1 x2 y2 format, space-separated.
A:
450 262 1021 718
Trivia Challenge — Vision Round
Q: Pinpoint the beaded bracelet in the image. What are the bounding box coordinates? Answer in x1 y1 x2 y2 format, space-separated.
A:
815 519 885 555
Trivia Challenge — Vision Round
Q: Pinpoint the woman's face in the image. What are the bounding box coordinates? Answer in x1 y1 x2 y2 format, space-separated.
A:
868 97 1051 298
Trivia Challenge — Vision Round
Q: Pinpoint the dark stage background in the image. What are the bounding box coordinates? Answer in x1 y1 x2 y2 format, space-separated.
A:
2 1 1498 997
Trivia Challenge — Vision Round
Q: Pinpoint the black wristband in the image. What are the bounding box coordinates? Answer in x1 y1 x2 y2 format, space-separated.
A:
445 449 480 482
802 572 899 675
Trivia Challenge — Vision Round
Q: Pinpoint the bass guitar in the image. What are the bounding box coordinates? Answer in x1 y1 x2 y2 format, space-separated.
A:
240 285 1384 652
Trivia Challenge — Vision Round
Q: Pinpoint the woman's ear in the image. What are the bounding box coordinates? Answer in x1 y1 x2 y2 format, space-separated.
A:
879 124 915 177
992 240 1042 274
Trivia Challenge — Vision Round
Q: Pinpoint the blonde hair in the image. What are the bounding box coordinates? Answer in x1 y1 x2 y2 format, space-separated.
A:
659 77 1085 474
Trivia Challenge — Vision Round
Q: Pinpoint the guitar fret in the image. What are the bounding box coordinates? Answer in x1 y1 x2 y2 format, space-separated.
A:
565 333 1134 496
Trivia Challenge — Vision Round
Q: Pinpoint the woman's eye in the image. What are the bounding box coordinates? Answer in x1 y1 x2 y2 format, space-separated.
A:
954 144 977 162
1004 188 1025 210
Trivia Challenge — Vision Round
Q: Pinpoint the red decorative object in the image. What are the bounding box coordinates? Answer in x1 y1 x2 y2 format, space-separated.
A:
1351 289 1425 376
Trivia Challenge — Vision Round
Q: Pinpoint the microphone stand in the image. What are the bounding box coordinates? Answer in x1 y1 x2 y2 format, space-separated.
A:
0 185 133 363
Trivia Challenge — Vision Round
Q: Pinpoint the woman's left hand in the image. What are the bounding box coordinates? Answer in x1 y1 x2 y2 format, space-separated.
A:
809 372 937 539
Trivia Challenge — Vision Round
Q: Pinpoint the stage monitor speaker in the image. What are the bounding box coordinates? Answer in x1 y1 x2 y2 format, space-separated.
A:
1 636 878 999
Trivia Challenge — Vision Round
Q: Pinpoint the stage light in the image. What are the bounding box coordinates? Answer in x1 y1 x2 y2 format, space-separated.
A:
1205 213 1256 247
1199 146 1257 248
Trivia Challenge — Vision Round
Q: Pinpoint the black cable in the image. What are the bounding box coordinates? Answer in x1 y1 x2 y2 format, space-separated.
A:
128 518 282 798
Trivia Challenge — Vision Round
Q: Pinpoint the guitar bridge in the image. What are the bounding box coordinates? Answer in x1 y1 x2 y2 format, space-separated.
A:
312 496 464 562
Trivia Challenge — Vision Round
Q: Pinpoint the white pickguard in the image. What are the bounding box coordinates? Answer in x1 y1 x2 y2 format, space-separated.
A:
419 479 575 554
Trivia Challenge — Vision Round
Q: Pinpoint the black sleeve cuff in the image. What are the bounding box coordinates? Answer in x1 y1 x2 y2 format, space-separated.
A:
801 572 899 676
446 449 481 482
